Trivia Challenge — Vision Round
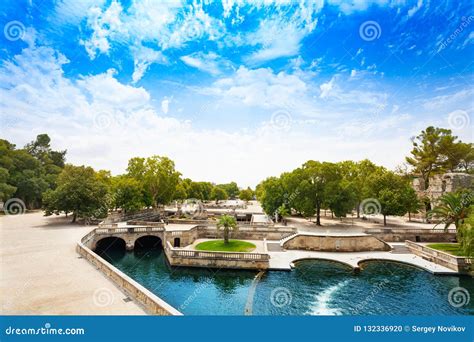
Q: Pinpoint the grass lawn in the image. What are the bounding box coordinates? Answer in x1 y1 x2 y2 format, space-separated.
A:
195 240 256 252
426 243 466 256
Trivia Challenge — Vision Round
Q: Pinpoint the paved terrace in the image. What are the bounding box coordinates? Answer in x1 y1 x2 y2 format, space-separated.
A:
0 212 145 315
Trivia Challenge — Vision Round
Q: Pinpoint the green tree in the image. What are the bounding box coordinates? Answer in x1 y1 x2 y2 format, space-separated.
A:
217 214 238 244
0 135 66 208
406 127 473 192
127 156 181 206
43 165 108 222
0 167 16 201
459 209 474 257
366 170 414 226
239 188 253 202
402 186 422 221
302 161 342 225
111 176 145 213
429 192 472 230
443 142 474 173
430 192 473 252
340 160 381 218
173 182 188 201
211 186 228 204
257 177 285 216
324 179 357 218
218 182 240 199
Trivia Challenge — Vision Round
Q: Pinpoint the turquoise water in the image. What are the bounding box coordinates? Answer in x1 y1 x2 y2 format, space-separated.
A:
98 247 474 315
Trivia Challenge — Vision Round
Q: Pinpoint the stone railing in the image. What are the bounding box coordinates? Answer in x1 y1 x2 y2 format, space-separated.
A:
95 225 165 235
98 222 118 228
405 240 473 273
365 228 457 242
190 224 296 242
165 242 270 270
126 220 165 227
77 229 181 315
367 228 457 234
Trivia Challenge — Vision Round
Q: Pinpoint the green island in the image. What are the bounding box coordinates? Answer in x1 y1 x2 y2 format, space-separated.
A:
195 240 256 252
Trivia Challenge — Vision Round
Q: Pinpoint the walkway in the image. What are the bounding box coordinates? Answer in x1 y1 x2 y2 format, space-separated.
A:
0 212 145 315
267 246 457 274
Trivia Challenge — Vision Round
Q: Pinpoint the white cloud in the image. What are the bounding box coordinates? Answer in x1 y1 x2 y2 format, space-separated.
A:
180 52 229 75
319 78 335 98
327 0 395 14
407 0 423 17
161 98 170 114
131 45 168 83
77 69 150 109
80 1 124 59
244 20 305 63
200 66 308 109
1 38 451 187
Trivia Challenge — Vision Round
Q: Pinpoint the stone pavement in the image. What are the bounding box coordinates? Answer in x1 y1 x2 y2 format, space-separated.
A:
0 212 145 315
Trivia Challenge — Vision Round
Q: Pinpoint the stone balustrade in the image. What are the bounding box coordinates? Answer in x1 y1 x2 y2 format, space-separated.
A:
165 241 270 270
405 240 473 273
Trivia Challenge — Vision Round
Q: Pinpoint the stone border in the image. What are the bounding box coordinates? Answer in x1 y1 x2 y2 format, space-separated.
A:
405 240 473 273
77 230 182 316
164 241 270 270
282 233 392 252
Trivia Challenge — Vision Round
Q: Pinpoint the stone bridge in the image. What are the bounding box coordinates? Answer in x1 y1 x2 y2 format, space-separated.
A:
85 224 169 251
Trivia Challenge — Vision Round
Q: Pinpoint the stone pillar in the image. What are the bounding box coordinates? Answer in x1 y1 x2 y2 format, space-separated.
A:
126 243 134 251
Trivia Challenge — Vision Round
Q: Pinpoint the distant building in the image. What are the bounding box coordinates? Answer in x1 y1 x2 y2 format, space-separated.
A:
413 172 473 209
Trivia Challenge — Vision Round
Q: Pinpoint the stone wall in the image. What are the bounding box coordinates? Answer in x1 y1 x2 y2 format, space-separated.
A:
283 234 391 252
413 172 473 206
364 228 457 242
77 235 182 315
405 240 473 274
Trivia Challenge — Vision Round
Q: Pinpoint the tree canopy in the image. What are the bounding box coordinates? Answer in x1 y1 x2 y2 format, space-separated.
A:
406 127 473 189
0 134 66 208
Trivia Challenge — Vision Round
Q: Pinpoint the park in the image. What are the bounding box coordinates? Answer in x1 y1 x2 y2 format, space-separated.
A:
1 127 473 315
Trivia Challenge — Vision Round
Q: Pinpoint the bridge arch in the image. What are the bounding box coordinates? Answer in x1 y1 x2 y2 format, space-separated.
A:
94 236 126 253
357 258 432 274
134 235 163 250
290 257 356 271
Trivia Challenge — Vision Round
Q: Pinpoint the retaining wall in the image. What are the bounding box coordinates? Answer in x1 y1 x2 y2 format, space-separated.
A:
283 234 391 252
77 233 182 315
405 240 473 274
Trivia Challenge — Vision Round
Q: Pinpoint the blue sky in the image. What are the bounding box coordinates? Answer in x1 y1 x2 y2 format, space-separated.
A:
0 0 473 186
